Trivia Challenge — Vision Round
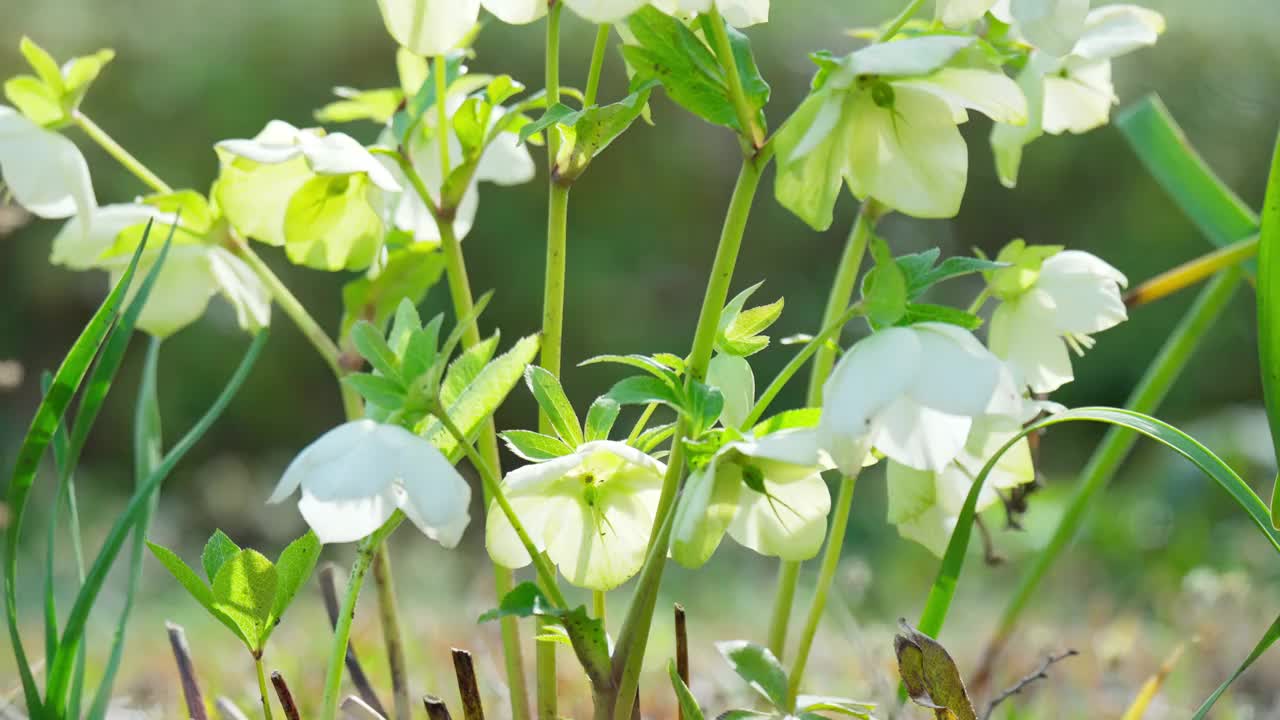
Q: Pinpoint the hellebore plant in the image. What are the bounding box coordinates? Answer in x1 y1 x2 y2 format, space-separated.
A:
11 2 1280 720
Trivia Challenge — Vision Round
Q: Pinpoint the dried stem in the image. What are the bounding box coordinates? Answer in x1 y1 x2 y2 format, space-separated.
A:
452 649 486 720
674 604 689 720
424 695 455 720
341 695 388 720
982 650 1078 720
271 671 302 720
166 622 208 720
319 564 388 717
371 548 410 720
215 697 251 720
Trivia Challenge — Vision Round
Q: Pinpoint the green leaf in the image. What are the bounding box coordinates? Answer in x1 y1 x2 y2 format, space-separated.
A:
478 582 559 622
201 530 242 583
4 75 63 126
452 96 489 156
45 333 268 714
622 8 740 131
584 397 621 442
634 422 677 454
501 430 574 462
723 298 783 343
397 52 466 144
211 549 278 652
840 35 974 78
899 303 982 330
606 375 683 412
518 102 578 146
388 298 424 354
427 334 541 462
283 174 383 272
861 236 908 328
486 75 523 106
6 232 152 714
525 365 584 447
554 84 655 181
716 640 789 710
401 328 440 387
341 245 444 338
268 531 321 635
350 320 402 383
1116 95 1260 253
20 36 64 96
1255 126 1280 528
61 49 115 110
894 621 977 720
897 250 1005 300
752 408 821 436
686 380 725 436
316 87 402 124
668 660 706 720
580 354 682 386
147 542 248 645
794 695 876 718
344 373 407 410
441 332 500 408
724 23 770 125
915 406 1280 715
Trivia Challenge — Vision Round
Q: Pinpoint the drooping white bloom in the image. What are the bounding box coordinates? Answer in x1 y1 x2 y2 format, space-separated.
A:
375 0 481 56
50 202 270 337
269 420 472 546
672 429 831 567
818 322 1007 474
991 4 1164 186
0 105 94 221
706 353 755 429
217 121 400 193
886 419 1035 556
379 98 534 246
774 36 1026 226
482 0 547 23
935 0 1000 27
1002 0 1091 57
487 0 766 26
648 0 768 26
989 249 1128 394
486 441 664 591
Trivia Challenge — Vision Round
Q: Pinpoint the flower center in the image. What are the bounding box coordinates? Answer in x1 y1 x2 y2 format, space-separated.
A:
741 463 767 494
870 80 896 109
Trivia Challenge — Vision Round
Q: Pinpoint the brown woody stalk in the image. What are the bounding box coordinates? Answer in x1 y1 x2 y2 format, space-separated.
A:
166 622 209 720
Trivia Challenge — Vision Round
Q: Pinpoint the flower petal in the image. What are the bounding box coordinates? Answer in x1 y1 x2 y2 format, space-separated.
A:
206 247 272 332
561 0 649 23
50 203 169 270
1071 5 1165 62
707 353 755 430
270 420 396 503
910 322 1002 418
872 396 973 472
885 461 954 557
109 246 217 338
896 68 1028 126
1010 0 1089 56
297 132 401 192
727 471 830 561
989 290 1074 393
376 0 481 56
671 462 741 568
486 493 571 569
0 106 95 220
1036 249 1127 334
298 488 398 544
1041 61 1115 135
936 0 999 26
393 437 473 548
481 0 548 23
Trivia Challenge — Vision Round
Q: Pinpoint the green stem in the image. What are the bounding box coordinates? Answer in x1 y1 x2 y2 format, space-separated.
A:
256 655 276 720
584 24 612 107
594 591 607 623
626 403 660 444
372 548 410 720
610 155 765 720
705 7 763 150
971 266 1244 689
538 9 566 718
320 515 404 720
764 203 877 658
878 0 929 42
73 111 173 194
786 471 861 706
435 55 451 179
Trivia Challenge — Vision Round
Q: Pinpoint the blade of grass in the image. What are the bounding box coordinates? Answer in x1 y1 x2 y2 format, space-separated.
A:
44 331 268 715
86 337 164 720
1116 95 1260 253
40 371 70 685
914 407 1280 711
1255 126 1280 526
1192 612 1280 718
3 225 151 715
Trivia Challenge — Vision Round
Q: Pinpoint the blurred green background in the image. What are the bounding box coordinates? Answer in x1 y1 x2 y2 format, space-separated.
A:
3 0 1280 717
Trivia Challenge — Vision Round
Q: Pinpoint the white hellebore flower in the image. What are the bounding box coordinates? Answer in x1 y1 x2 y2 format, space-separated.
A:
486 441 664 591
375 0 480 56
0 105 94 221
938 0 1087 54
818 322 1006 474
886 419 1035 556
991 4 1164 186
379 97 534 246
774 36 1026 227
484 0 766 26
269 420 472 546
989 249 1127 394
49 200 270 337
672 429 832 568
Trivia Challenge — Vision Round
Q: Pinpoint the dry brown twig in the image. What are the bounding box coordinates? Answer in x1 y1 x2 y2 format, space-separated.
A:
167 621 209 720
982 649 1079 720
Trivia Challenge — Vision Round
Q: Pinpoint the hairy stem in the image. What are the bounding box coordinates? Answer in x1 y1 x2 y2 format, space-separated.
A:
766 202 877 658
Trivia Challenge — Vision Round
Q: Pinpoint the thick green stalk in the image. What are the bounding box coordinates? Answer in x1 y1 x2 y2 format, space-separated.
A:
705 8 763 150
971 266 1244 688
610 157 765 719
256 656 276 720
321 516 404 720
436 55 452 179
537 8 567 718
372 548 409 720
766 203 877 659
786 471 860 705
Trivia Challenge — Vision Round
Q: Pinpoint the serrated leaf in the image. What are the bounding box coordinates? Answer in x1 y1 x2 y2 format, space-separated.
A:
388 298 423 354
580 354 682 386
719 281 764 334
724 23 770 126
427 334 541 461
350 321 402 382
862 236 908 328
147 542 247 645
519 103 578 145
20 37 64 96
561 606 612 690
201 530 242 583
501 430 574 462
441 332 500 408
61 49 115 109
211 549 277 652
478 582 558 622
717 640 789 710
898 251 1005 300
526 366 584 447
623 8 740 131
555 84 655 181
584 397 621 442
724 298 784 343
5 75 63 126
606 375 683 411
267 531 321 635
402 327 441 387
341 245 445 339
